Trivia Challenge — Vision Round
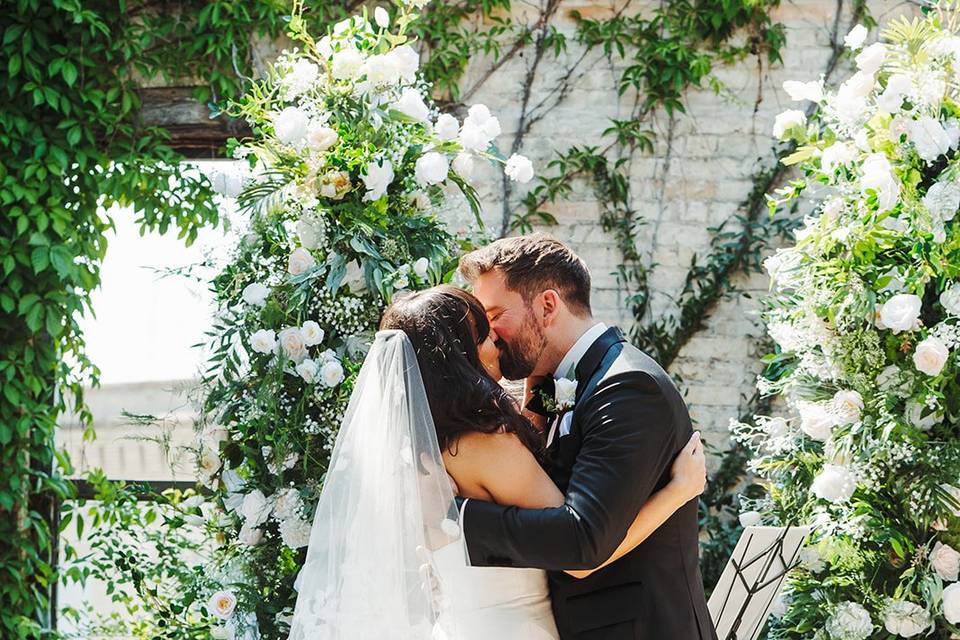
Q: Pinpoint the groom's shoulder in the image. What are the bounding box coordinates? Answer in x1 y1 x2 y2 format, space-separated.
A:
576 339 671 399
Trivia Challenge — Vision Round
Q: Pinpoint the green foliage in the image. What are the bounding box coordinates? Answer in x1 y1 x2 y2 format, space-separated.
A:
0 2 222 637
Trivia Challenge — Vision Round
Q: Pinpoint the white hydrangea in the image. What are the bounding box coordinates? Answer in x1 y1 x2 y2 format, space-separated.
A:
242 283 270 307
273 106 310 145
883 599 931 637
826 601 873 640
504 153 534 183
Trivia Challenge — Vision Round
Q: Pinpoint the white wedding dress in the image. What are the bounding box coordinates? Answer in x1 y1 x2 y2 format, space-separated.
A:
288 331 560 640
432 542 560 639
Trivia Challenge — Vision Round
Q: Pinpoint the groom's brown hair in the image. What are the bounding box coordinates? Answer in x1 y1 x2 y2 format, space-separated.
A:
459 233 592 316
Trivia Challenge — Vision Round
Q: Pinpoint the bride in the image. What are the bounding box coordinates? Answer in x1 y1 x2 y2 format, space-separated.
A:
288 285 706 640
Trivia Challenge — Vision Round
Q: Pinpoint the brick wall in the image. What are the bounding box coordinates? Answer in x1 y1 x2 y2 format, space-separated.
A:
450 0 908 462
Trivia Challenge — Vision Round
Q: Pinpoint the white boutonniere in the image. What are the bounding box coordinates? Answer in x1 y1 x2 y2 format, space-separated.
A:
553 377 578 412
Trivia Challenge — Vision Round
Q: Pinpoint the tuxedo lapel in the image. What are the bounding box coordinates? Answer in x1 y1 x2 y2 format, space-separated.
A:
573 327 626 403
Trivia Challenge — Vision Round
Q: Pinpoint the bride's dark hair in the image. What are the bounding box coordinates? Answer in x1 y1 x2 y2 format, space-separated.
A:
380 285 542 454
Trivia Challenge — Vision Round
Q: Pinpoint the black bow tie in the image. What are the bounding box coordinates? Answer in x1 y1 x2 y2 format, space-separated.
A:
526 377 556 418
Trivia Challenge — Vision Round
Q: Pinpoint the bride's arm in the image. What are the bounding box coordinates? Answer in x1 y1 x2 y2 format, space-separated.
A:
564 432 705 579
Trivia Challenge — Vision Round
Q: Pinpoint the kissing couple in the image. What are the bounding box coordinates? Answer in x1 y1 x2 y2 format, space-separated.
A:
288 234 718 640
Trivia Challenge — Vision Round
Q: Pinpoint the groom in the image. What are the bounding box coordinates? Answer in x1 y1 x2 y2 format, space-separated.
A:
456 234 716 640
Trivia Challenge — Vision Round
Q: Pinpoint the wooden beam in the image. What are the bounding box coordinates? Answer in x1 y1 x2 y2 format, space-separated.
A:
138 87 252 159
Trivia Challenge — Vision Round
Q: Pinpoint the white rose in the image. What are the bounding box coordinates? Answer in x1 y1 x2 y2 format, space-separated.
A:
374 6 389 28
392 87 430 122
278 327 308 363
782 79 823 103
295 358 319 384
821 141 857 174
811 464 857 503
845 24 868 49
415 152 449 186
361 158 394 201
555 378 577 409
907 116 955 162
434 113 460 140
459 103 501 150
930 542 960 581
321 359 345 387
943 582 960 624
465 103 501 138
250 329 277 355
210 170 244 198
307 125 339 152
861 153 900 212
879 294 922 334
878 74 912 112
241 283 269 307
798 401 835 442
413 257 429 279
826 601 873 640
832 390 864 425
772 109 806 140
207 590 238 620
924 180 960 222
913 336 949 376
452 152 475 182
331 46 364 79
387 44 419 84
505 154 534 183
300 321 324 346
940 284 960 316
288 247 316 276
883 599 931 637
458 123 492 151
240 490 272 527
738 511 762 527
238 521 263 546
273 106 309 145
840 70 876 99
855 42 886 74
279 516 313 549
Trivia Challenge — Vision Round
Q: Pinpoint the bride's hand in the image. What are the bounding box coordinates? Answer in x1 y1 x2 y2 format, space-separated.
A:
669 432 706 502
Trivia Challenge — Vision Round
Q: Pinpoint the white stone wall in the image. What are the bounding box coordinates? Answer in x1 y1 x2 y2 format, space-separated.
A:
453 0 910 461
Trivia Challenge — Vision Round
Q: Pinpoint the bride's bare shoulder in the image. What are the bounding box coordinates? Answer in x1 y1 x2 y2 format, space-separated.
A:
444 430 525 464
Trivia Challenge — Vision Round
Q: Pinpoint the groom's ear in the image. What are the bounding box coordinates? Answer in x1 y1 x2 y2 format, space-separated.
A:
540 289 562 325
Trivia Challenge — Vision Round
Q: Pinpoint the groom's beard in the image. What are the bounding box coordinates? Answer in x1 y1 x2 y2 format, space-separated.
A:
497 317 546 380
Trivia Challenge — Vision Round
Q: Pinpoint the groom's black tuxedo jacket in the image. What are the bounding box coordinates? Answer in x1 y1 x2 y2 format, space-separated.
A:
460 327 716 640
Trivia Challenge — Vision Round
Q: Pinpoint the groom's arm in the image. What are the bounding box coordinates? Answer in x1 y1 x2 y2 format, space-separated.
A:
460 370 680 571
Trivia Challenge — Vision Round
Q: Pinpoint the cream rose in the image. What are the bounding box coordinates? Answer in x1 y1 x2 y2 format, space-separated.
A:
943 582 960 624
295 358 319 384
287 247 316 276
883 599 931 637
798 401 835 442
321 359 345 388
832 390 864 425
207 590 238 620
434 113 460 140
782 79 823 103
930 542 960 581
393 87 430 122
278 327 308 363
300 321 324 346
361 158 394 202
913 336 949 376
